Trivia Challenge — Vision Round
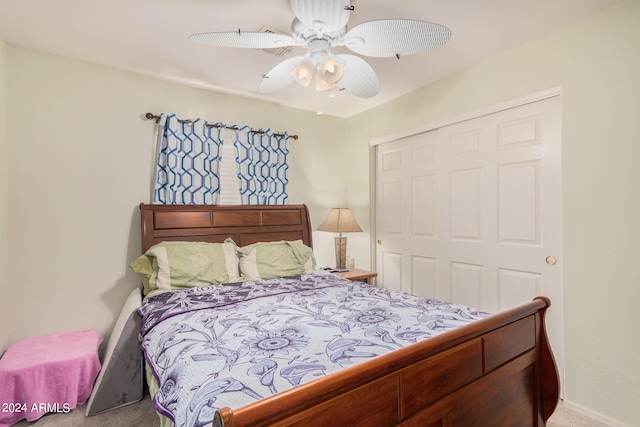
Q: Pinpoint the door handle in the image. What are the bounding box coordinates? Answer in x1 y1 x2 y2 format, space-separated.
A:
545 256 557 266
377 240 382 245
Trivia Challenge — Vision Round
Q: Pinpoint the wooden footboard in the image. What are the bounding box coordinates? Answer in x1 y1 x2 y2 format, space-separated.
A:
213 297 559 427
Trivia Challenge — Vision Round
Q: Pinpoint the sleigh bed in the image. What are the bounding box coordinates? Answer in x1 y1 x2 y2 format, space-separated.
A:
135 203 559 427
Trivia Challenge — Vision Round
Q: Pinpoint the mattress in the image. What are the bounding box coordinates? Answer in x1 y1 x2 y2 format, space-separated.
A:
138 271 489 427
86 288 144 416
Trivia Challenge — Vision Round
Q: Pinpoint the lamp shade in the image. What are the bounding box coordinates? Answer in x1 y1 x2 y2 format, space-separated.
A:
316 57 343 91
318 208 363 234
292 58 315 87
318 208 362 270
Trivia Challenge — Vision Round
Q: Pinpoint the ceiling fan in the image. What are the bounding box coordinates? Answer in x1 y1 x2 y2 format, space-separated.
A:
189 0 451 98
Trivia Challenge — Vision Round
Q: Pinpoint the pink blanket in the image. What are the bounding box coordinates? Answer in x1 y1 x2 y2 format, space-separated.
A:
0 329 102 426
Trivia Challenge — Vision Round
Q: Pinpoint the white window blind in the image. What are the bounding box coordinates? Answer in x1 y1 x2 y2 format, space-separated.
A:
218 134 242 205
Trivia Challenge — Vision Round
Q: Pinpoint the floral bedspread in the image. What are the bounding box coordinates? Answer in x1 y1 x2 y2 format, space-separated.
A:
138 270 489 427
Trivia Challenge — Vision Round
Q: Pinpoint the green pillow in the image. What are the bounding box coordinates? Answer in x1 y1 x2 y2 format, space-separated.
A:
235 239 317 280
129 255 154 296
130 240 241 294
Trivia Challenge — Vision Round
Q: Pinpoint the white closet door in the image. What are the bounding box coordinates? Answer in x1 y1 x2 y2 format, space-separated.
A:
375 95 564 394
375 130 440 297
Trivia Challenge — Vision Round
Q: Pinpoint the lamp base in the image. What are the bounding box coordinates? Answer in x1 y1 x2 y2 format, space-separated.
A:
334 236 348 270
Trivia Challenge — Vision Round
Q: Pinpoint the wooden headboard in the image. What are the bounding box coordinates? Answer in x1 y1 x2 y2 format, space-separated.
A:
139 204 313 252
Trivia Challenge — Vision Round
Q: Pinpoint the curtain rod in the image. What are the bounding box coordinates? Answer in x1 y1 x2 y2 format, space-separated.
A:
145 113 298 140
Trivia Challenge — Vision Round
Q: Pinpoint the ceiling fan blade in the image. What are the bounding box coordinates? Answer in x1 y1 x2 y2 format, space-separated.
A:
343 19 451 57
189 31 297 49
259 56 306 93
290 0 352 34
335 54 379 98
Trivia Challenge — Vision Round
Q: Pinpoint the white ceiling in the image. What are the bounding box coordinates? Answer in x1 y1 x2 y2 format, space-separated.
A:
0 0 619 118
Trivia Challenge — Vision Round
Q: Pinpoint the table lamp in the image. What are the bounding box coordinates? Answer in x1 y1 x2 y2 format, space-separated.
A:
318 208 363 271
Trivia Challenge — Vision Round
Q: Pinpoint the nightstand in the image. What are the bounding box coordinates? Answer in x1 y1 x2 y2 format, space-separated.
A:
334 268 377 285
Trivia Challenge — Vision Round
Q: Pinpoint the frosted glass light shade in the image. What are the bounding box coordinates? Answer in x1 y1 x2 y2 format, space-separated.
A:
316 57 343 90
292 58 315 87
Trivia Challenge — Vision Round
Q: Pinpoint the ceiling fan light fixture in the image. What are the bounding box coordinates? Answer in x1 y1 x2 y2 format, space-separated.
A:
191 0 450 100
320 57 343 83
316 56 343 91
292 58 315 87
315 75 331 91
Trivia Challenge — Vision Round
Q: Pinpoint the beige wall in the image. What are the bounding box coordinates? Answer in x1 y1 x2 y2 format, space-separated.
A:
345 1 639 425
0 37 9 354
5 46 345 347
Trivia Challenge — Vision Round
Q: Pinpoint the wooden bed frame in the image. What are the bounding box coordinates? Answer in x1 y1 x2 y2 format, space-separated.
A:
139 203 560 427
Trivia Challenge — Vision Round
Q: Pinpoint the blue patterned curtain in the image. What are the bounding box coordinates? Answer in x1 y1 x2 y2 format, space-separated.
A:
153 114 224 204
234 127 290 205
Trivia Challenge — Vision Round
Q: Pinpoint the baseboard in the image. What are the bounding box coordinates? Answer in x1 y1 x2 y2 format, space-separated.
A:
561 399 626 427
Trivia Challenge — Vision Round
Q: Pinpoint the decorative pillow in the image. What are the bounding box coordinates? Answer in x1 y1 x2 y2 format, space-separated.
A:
234 239 317 280
130 240 241 295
